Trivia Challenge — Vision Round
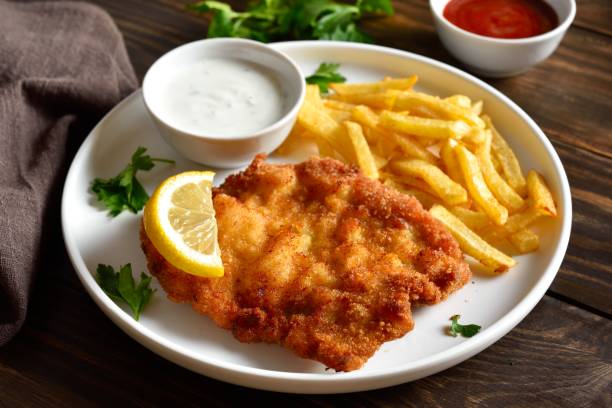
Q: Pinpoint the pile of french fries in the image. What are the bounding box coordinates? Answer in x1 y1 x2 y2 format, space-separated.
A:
278 75 558 273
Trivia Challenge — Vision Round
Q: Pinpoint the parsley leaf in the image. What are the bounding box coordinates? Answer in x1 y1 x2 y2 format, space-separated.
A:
188 0 393 43
305 62 346 93
320 22 372 43
96 264 155 320
91 147 174 217
357 0 394 15
449 315 481 338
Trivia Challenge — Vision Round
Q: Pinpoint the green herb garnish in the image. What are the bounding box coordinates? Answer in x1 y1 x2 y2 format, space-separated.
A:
91 147 174 217
306 63 346 93
449 315 481 338
188 0 394 43
96 264 155 320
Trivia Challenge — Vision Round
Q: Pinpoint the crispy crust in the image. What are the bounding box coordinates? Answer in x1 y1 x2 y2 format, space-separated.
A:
141 154 470 371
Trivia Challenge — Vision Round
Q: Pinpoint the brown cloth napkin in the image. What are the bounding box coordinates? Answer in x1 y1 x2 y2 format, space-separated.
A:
0 0 138 345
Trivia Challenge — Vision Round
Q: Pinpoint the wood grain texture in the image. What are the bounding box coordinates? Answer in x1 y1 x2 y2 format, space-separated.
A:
0 256 610 407
574 0 612 36
2 0 611 405
550 140 612 315
489 28 612 159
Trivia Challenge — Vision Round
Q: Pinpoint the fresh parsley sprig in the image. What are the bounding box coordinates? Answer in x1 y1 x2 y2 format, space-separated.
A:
188 0 394 43
449 315 481 338
91 147 174 217
97 264 155 320
306 63 346 93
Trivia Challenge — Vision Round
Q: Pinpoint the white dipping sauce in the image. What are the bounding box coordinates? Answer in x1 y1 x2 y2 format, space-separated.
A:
160 58 288 136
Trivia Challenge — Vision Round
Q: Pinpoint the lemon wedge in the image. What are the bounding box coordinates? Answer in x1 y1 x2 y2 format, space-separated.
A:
143 171 223 277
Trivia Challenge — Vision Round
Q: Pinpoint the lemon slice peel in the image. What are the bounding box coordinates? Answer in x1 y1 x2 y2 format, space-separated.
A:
143 171 224 278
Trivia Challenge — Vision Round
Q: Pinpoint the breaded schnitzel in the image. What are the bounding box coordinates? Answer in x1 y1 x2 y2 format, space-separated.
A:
141 155 470 371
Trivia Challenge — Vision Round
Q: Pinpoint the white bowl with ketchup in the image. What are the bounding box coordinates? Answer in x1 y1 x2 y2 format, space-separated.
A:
430 0 576 78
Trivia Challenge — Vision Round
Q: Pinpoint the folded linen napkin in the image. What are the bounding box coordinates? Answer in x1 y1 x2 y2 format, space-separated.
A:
0 0 138 345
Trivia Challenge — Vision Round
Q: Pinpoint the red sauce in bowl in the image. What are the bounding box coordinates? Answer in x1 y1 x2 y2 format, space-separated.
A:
443 0 559 39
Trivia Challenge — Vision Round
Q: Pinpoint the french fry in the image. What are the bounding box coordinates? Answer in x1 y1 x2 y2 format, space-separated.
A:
408 105 443 119
482 115 527 196
372 128 397 158
430 205 516 272
305 84 323 106
450 207 490 230
440 138 464 185
477 130 525 212
505 207 546 233
330 75 418 95
351 105 385 146
380 110 472 140
361 127 377 144
314 136 339 160
330 90 398 109
345 121 379 179
372 152 389 170
392 159 468 206
464 128 487 145
380 171 439 198
413 136 441 147
351 105 380 129
445 94 472 109
491 153 502 173
471 100 483 116
276 122 307 155
326 108 352 123
483 207 546 241
395 91 485 128
298 101 336 135
527 170 557 216
455 144 509 225
509 229 540 254
297 101 352 162
323 99 356 111
383 178 439 209
391 131 438 164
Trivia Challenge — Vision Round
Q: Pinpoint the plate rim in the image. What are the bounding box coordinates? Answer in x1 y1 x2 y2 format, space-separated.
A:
61 40 572 393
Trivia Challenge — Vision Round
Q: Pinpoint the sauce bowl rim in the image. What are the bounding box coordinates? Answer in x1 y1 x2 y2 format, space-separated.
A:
142 38 306 142
429 0 576 45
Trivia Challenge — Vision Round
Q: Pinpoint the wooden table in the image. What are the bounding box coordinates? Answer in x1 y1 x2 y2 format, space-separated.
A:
1 1 610 406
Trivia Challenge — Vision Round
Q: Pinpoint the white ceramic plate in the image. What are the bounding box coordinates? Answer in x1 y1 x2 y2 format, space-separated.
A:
61 41 571 394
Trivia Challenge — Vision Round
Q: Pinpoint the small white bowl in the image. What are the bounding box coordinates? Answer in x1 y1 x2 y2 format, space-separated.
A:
143 38 305 168
430 0 576 78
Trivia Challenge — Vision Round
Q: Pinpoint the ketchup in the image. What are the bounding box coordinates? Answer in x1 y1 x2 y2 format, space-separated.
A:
443 0 558 39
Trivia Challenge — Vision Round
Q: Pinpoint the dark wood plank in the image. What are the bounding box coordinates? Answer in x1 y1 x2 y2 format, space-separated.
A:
87 0 204 79
0 363 85 408
549 139 612 315
574 0 612 36
491 27 612 159
0 259 609 407
3 1 611 406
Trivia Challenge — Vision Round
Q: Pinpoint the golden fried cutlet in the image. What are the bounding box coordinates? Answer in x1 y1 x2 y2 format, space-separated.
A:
141 154 470 371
